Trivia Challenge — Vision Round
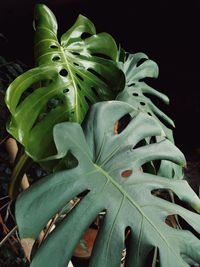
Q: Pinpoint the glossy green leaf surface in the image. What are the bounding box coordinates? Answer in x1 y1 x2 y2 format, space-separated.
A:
117 51 183 179
5 4 124 160
16 101 200 267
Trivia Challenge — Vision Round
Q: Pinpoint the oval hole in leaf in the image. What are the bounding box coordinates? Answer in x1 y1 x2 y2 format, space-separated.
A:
73 62 80 67
128 83 135 87
140 101 146 106
52 56 60 62
76 73 84 81
87 68 107 83
72 52 80 56
59 69 68 77
114 113 132 134
132 92 139 96
81 32 92 40
136 58 148 67
121 170 133 178
91 53 112 60
63 88 69 93
50 44 58 49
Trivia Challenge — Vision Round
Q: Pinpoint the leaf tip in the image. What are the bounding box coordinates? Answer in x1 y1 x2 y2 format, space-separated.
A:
21 237 35 261
160 129 166 138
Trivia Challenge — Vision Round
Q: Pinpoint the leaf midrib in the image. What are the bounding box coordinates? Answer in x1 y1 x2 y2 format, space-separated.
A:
60 46 80 122
95 164 184 264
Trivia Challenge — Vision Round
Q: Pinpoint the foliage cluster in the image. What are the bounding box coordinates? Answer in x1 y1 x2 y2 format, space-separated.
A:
1 4 200 267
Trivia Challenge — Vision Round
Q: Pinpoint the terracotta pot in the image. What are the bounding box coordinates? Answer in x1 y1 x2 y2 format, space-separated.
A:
73 228 98 259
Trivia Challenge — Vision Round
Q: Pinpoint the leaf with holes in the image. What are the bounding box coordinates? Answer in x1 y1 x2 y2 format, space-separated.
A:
16 101 200 267
117 50 183 179
117 50 173 139
5 4 124 162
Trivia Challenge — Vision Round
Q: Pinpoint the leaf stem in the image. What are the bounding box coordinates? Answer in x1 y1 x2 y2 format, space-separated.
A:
0 225 18 247
6 138 31 199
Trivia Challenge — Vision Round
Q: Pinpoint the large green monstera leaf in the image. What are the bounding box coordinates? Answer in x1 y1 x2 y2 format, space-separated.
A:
16 101 200 267
5 4 124 160
117 51 182 179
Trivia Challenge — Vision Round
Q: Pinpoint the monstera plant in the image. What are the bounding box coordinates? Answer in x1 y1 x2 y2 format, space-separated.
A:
5 4 124 197
3 3 200 267
117 50 183 180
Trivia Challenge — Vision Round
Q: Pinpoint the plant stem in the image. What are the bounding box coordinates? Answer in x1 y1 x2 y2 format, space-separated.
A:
0 225 18 247
6 138 31 199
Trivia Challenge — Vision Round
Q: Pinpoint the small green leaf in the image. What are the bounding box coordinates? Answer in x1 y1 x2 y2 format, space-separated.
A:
117 50 183 179
117 50 174 136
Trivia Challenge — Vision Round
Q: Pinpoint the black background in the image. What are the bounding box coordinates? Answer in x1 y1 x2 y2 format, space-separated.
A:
1 0 200 150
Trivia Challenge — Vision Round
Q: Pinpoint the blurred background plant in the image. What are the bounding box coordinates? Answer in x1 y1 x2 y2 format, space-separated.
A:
0 48 26 266
0 35 47 266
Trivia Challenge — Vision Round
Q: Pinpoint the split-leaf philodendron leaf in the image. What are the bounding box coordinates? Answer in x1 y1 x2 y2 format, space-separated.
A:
117 51 183 179
117 50 173 139
16 101 200 267
5 4 124 161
